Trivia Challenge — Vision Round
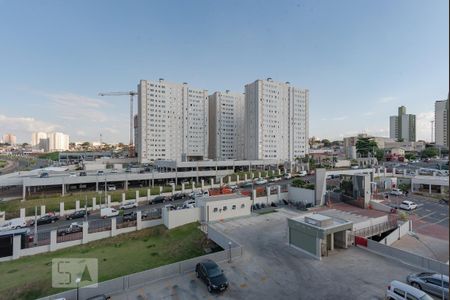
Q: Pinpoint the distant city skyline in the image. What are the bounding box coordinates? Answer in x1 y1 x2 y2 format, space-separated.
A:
0 0 448 143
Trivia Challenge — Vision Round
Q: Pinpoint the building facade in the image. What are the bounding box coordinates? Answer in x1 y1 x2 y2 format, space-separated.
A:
2 133 16 145
47 132 70 151
31 132 48 147
435 99 448 147
244 78 309 161
389 106 416 142
137 79 209 163
208 91 245 160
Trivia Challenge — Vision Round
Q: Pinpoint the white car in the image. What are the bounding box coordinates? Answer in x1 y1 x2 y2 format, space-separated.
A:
399 200 417 211
385 280 433 300
119 201 137 210
283 173 292 179
107 185 116 191
0 218 27 231
255 178 268 185
183 199 196 208
68 172 77 177
390 188 403 196
111 169 119 173
100 207 119 218
298 171 307 177
227 184 238 190
190 190 209 199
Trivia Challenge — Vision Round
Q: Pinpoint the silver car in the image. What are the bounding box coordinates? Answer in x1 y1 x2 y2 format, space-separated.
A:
407 272 449 299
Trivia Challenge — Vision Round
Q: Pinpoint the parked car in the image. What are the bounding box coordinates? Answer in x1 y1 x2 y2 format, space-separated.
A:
111 169 118 173
123 211 148 222
79 171 87 176
385 280 433 300
30 214 59 226
172 193 188 200
283 173 292 179
399 200 417 211
39 172 49 178
183 199 196 208
269 177 281 182
100 208 119 218
151 196 168 204
119 201 137 210
190 190 209 199
407 272 449 299
195 259 229 293
227 184 238 191
107 185 116 191
0 218 27 231
255 178 268 185
390 188 403 196
86 295 111 300
68 172 77 177
164 204 177 211
57 222 83 236
240 181 253 188
66 210 89 220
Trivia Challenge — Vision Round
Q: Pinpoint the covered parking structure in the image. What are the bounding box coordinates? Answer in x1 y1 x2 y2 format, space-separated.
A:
287 213 353 260
411 175 449 194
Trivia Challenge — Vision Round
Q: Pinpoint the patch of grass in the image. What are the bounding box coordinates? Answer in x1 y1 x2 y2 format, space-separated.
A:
0 223 206 300
0 160 7 168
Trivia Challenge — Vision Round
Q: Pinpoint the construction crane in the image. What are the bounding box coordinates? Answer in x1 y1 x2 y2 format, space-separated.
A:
98 91 137 157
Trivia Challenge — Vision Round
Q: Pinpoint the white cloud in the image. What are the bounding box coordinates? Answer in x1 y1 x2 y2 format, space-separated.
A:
363 111 375 116
416 111 434 141
379 96 397 103
0 114 61 142
332 116 348 121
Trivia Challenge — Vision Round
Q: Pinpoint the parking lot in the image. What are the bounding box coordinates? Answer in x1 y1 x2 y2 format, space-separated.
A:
114 209 420 300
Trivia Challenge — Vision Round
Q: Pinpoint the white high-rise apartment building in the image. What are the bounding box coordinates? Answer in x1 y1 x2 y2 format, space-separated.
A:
435 99 448 147
389 116 398 140
137 79 209 163
31 132 48 146
47 132 70 151
208 91 245 160
244 78 309 161
389 106 416 142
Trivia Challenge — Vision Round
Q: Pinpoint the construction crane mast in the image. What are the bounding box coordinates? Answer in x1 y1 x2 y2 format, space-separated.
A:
98 91 138 157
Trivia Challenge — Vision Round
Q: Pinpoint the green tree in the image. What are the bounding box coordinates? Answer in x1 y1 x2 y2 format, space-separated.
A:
404 152 416 161
355 137 378 157
321 139 331 147
421 147 439 158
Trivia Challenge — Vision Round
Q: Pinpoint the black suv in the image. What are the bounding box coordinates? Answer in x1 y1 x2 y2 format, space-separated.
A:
66 210 89 220
172 193 188 201
151 196 167 204
195 259 229 293
30 214 59 226
123 211 148 222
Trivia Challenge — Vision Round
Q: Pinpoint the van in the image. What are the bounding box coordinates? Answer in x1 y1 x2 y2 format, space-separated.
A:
190 190 209 199
299 171 307 177
100 208 119 218
385 280 433 300
0 218 27 231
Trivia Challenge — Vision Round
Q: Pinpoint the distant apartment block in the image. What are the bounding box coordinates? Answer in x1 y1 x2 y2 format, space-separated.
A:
208 91 245 160
389 106 416 142
31 132 69 151
244 78 309 160
2 133 16 145
137 79 209 163
435 99 448 147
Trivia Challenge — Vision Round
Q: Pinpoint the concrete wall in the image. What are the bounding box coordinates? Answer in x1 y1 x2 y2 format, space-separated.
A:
162 207 201 229
364 239 448 276
369 200 393 213
288 186 315 204
380 220 411 246
352 215 389 231
204 197 251 222
253 192 288 205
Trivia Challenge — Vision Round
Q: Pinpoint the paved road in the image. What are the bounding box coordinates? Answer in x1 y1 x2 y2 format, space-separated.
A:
115 209 420 300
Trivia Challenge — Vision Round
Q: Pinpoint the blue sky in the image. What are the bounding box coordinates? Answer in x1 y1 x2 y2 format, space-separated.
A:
0 0 448 143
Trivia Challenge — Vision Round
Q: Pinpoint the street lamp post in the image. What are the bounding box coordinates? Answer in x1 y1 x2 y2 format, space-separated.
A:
75 277 81 300
228 241 232 263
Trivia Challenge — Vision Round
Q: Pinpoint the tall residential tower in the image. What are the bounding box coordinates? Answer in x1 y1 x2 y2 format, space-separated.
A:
244 78 309 161
435 99 448 147
389 106 416 142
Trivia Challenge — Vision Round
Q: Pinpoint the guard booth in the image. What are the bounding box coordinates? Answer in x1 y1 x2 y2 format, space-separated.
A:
0 228 30 258
288 213 353 260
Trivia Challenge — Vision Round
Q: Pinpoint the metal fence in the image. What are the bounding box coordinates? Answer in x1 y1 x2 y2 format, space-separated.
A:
88 219 111 234
56 231 82 243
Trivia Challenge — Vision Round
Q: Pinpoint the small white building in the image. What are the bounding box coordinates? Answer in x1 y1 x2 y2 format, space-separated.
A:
197 194 252 222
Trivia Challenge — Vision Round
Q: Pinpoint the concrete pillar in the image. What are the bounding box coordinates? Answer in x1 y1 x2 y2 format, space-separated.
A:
181 183 185 192
122 193 126 205
192 182 195 190
220 177 223 186
0 211 4 223
12 235 21 260
40 205 46 216
159 186 163 194
210 178 214 188
403 169 407 176
61 184 65 196
50 230 57 252
107 195 111 207
125 180 128 191
136 190 139 201
111 218 117 237
92 197 97 210
201 180 204 189
278 169 282 175
59 202 64 217
252 189 256 201
432 171 437 177
244 174 248 181
82 221 89 244
250 172 254 179
22 185 26 201
20 208 25 219
392 168 396 176
147 189 151 201
429 184 432 194
236 174 240 183
96 181 99 192
415 169 419 176
227 176 231 184
171 184 175 194
330 233 334 251
266 186 270 204
136 211 142 230
258 172 261 179
277 185 281 202
384 168 387 177
75 200 80 211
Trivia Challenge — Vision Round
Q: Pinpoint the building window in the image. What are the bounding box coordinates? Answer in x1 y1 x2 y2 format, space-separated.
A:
223 206 228 211
232 205 236 210
213 208 218 213
240 204 245 209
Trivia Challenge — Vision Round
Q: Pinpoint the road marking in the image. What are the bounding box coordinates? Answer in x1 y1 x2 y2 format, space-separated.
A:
416 211 436 221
